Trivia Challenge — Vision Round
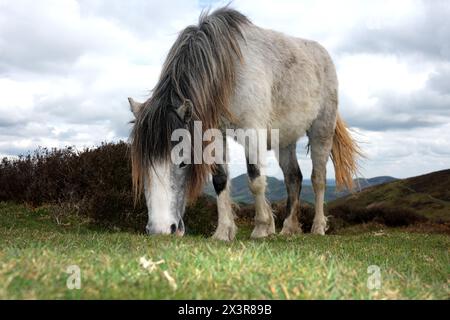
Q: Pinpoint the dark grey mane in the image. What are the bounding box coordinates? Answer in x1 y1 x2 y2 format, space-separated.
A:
130 7 251 201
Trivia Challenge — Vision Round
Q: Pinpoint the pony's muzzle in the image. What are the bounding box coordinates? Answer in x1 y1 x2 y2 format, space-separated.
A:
146 219 185 236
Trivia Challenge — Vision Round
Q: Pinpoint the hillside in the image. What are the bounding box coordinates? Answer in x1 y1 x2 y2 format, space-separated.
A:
204 174 397 204
329 169 450 222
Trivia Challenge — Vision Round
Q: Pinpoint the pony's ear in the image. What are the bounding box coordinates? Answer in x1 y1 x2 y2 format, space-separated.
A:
128 97 144 117
177 99 193 123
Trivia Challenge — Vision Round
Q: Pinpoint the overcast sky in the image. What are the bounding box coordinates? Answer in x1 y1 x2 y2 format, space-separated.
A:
0 0 449 180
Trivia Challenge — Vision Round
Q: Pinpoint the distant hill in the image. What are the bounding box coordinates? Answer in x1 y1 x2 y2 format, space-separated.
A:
329 169 450 222
204 174 397 204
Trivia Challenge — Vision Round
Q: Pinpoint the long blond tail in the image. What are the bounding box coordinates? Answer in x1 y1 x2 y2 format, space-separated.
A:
331 114 363 191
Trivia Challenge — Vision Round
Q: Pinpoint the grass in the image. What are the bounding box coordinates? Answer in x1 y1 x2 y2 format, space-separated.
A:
0 202 449 299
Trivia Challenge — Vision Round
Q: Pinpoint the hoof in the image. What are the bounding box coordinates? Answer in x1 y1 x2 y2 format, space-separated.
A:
251 222 275 239
280 223 302 236
311 220 327 235
212 223 237 241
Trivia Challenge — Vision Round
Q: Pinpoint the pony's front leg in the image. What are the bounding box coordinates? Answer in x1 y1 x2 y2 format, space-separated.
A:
246 158 276 239
212 164 237 241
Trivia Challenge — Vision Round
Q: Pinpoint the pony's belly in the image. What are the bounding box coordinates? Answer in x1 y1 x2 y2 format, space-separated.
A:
272 119 307 147
271 102 321 147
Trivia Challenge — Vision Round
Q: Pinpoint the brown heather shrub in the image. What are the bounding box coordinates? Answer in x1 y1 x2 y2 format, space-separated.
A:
251 201 428 233
0 142 145 229
328 204 428 230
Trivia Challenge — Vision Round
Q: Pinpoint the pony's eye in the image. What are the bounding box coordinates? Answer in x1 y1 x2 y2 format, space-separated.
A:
179 162 187 169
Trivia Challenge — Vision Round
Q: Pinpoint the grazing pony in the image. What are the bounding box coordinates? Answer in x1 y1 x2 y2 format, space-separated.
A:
129 7 361 240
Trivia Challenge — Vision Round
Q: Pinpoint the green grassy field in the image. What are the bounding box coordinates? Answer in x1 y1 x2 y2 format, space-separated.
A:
0 202 448 299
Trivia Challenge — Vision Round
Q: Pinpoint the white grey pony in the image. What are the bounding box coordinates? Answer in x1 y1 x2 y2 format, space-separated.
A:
129 7 361 240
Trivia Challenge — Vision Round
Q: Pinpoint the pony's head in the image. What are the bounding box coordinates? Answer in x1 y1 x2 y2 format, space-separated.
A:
128 97 198 236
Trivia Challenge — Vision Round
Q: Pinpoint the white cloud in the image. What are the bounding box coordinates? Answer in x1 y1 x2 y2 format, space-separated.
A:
0 0 200 155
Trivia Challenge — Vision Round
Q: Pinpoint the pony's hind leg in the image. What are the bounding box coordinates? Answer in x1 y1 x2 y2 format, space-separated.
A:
277 143 303 235
246 158 275 239
308 133 334 235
